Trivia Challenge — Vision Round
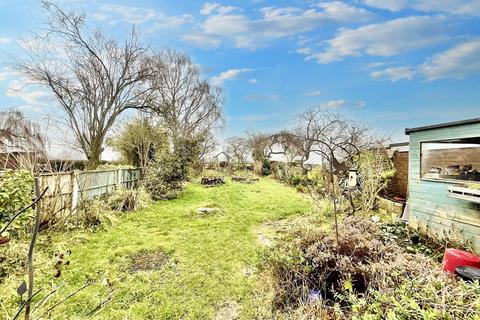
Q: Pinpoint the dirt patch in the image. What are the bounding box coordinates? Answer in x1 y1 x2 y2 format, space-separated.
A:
128 250 169 273
215 301 241 320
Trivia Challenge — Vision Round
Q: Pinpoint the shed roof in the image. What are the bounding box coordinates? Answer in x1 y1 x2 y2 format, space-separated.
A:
405 118 480 135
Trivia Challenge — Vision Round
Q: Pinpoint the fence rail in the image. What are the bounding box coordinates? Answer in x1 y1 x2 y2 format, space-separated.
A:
38 168 141 213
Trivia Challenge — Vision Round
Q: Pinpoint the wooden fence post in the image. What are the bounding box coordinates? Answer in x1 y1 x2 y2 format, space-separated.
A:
71 171 79 213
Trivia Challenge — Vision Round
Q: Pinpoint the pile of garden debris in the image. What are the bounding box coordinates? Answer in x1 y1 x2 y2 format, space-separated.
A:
260 216 480 319
201 176 225 187
232 176 259 184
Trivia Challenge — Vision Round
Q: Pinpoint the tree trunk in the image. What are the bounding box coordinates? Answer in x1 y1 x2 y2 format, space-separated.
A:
86 145 102 170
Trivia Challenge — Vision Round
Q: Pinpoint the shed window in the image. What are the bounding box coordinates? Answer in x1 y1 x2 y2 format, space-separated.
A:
421 138 480 182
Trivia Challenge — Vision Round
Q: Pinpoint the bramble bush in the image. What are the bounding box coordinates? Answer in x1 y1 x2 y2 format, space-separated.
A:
0 169 34 236
259 216 480 319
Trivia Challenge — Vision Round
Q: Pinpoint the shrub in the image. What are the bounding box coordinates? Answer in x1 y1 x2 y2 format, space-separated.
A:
262 158 271 176
259 216 480 319
144 137 200 200
76 199 117 229
0 170 34 236
356 149 395 212
108 118 167 174
144 153 187 200
107 186 151 212
289 174 303 187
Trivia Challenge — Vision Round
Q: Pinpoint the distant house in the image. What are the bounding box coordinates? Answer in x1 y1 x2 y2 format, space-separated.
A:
405 118 480 252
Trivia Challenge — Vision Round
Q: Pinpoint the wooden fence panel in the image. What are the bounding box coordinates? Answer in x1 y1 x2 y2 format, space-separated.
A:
39 168 140 213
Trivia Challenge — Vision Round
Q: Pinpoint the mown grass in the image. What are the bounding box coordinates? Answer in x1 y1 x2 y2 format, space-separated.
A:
1 177 310 319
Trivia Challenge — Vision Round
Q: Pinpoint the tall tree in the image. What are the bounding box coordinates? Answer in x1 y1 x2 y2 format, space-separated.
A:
16 1 152 169
146 50 223 150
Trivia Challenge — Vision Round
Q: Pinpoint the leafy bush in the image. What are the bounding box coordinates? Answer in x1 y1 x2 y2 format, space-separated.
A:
144 137 200 200
107 186 151 212
0 170 34 236
108 118 167 173
262 158 271 176
144 153 187 200
289 174 303 187
356 149 395 212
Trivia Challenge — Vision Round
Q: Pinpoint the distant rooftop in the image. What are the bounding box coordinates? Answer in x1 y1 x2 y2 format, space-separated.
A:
405 118 480 135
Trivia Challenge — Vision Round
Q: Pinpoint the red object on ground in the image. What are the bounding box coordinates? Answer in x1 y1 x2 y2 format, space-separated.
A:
442 248 480 274
0 236 10 245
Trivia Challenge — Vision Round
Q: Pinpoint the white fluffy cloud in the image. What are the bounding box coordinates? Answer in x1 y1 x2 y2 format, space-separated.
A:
184 2 374 49
296 47 313 55
364 0 480 16
318 100 365 108
200 2 240 15
367 39 480 81
322 100 347 108
421 38 480 80
0 37 11 44
93 4 192 30
212 68 253 85
371 66 415 81
305 16 448 63
303 89 322 97
248 78 258 84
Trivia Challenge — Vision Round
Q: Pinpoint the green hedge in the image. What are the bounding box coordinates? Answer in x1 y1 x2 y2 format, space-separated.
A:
0 170 34 235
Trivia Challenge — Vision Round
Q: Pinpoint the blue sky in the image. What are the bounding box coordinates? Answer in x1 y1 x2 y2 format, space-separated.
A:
1 0 480 149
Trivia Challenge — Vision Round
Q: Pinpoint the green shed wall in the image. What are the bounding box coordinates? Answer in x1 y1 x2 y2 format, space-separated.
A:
408 122 480 252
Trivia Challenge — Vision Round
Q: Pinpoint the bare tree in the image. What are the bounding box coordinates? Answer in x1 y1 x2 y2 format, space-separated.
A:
295 107 369 247
265 130 303 163
15 1 153 169
145 50 223 150
294 108 369 173
247 131 270 162
226 136 249 169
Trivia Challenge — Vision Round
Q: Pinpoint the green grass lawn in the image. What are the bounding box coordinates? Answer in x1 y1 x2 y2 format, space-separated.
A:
2 178 310 319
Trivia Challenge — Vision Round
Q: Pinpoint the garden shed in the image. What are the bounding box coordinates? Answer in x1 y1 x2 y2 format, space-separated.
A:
406 118 480 252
